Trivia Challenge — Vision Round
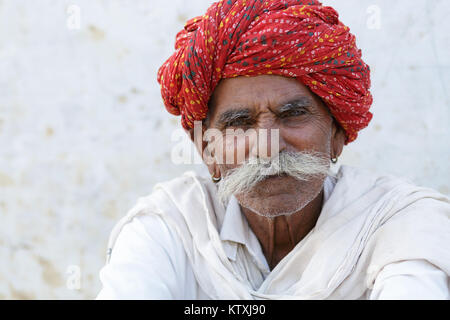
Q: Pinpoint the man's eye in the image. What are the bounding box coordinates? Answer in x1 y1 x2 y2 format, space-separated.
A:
282 109 307 117
226 119 251 127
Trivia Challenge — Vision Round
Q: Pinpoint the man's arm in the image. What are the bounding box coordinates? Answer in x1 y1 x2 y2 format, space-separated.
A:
369 259 449 300
96 214 195 299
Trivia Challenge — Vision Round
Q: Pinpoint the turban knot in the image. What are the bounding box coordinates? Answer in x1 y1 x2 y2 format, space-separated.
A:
157 0 373 144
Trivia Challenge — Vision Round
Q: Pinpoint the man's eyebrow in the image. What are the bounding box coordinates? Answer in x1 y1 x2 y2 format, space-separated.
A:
214 97 314 126
277 97 314 113
215 108 252 126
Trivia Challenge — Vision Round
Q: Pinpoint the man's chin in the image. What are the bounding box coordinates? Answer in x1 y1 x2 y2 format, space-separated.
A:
235 192 309 217
239 202 307 218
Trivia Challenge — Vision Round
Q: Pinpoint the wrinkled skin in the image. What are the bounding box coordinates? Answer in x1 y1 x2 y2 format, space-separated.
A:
187 75 346 270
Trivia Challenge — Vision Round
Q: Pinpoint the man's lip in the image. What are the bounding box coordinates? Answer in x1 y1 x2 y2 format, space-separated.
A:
263 173 289 180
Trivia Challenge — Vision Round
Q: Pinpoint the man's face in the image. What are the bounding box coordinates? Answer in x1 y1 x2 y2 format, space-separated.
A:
205 74 344 217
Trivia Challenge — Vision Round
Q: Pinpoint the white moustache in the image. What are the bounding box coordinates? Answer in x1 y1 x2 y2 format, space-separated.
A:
216 150 335 206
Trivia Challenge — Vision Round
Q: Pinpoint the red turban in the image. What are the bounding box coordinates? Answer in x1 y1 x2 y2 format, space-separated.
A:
157 0 373 144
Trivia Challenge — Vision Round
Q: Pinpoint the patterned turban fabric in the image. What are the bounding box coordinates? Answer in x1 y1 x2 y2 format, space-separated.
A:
157 0 373 144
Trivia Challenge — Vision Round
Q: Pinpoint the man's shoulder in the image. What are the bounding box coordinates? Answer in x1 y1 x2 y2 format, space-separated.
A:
105 171 209 264
340 166 450 238
132 170 211 204
151 170 211 192
335 164 443 195
124 170 219 231
336 165 413 185
333 165 450 218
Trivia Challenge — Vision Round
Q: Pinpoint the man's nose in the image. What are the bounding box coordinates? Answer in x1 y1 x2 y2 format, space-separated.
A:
249 125 287 160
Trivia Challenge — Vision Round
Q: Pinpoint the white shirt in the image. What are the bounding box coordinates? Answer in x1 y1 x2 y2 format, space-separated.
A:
96 174 449 299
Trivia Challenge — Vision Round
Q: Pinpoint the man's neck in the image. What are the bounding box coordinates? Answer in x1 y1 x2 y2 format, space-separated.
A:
241 188 324 270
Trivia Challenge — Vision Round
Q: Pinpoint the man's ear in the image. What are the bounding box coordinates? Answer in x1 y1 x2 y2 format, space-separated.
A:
331 119 346 159
184 125 206 155
185 127 195 143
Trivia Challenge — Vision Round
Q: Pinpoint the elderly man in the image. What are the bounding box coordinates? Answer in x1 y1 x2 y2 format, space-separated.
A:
97 0 449 299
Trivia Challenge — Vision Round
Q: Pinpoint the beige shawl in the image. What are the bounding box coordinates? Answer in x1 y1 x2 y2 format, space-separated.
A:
106 165 450 299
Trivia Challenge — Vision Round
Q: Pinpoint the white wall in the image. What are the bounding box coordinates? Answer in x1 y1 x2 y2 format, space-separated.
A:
0 0 448 299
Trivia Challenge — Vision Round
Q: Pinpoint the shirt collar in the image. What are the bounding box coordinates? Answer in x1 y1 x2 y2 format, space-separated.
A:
218 175 337 264
219 194 248 261
219 195 270 273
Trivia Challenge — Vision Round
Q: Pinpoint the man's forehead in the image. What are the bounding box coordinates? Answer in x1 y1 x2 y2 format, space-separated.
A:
213 75 305 96
209 75 317 114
